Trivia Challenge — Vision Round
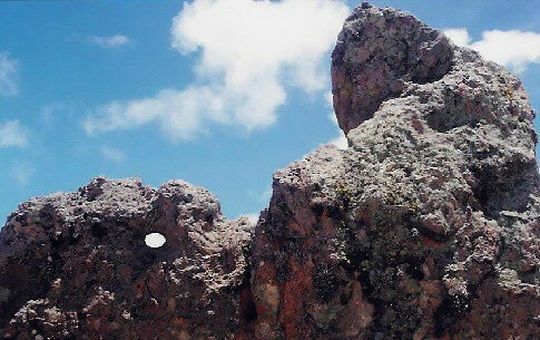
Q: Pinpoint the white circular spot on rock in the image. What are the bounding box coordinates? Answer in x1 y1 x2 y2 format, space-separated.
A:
145 233 166 248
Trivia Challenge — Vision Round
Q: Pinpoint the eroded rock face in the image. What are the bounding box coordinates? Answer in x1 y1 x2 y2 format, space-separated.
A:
0 178 254 339
332 3 454 134
1 4 540 340
252 4 540 339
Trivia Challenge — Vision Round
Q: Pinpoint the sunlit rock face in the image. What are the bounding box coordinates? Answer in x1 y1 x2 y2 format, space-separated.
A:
251 4 540 339
1 3 540 339
0 178 254 339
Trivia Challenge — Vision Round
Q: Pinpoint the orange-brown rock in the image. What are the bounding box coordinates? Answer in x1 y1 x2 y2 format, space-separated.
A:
251 3 540 339
1 3 540 339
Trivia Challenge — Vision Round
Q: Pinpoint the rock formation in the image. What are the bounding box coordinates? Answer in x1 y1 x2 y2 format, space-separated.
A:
0 179 254 339
252 4 540 339
1 3 540 339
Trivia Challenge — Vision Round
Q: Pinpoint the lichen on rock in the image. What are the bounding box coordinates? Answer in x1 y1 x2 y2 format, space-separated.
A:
252 3 540 339
1 3 539 339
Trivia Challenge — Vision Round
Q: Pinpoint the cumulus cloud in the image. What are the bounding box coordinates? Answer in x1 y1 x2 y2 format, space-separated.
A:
0 121 28 148
85 87 226 140
84 0 349 141
89 34 131 48
101 146 126 162
326 92 348 150
444 28 540 73
443 28 471 47
0 52 18 96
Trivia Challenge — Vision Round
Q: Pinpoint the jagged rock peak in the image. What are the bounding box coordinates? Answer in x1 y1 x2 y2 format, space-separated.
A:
332 3 535 135
252 4 540 339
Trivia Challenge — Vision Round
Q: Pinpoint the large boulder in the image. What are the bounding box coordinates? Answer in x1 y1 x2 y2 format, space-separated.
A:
251 4 540 339
0 178 254 339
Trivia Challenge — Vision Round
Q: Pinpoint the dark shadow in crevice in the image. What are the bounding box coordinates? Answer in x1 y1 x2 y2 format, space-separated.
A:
471 159 540 219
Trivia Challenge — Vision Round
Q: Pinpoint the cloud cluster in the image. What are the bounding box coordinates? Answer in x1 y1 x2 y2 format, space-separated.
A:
444 28 540 73
0 53 28 151
101 146 126 162
85 0 349 141
0 120 28 148
85 87 226 139
89 34 131 48
0 52 18 96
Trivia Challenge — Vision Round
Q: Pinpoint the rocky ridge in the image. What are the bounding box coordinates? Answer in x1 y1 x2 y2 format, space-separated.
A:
0 179 254 339
1 4 540 339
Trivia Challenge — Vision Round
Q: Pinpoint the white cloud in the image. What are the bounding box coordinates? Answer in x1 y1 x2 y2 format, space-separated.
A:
101 146 125 162
239 213 259 225
85 87 226 140
85 0 349 141
444 28 540 73
443 28 471 47
326 91 348 150
0 121 28 148
89 34 131 48
10 162 34 186
0 52 18 96
329 133 348 149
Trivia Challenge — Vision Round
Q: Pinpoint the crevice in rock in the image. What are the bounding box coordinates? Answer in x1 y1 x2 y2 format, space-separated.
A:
313 264 342 303
433 294 471 336
471 159 539 219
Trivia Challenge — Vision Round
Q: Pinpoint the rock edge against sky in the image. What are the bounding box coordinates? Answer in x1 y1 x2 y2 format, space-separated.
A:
1 3 540 339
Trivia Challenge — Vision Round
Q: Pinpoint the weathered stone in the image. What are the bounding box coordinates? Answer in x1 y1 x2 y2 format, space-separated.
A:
252 3 540 339
0 178 254 339
1 3 539 339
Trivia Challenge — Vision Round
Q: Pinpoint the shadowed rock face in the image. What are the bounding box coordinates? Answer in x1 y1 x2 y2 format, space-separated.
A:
1 4 540 340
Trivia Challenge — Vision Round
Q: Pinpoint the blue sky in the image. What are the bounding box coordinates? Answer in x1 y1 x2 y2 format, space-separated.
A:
1 0 540 224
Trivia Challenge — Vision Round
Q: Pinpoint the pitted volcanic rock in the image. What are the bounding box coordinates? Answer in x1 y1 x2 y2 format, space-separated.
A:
0 178 254 339
1 3 540 340
251 4 540 339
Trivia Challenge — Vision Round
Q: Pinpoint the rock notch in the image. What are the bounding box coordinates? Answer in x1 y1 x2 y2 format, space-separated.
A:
2 4 540 339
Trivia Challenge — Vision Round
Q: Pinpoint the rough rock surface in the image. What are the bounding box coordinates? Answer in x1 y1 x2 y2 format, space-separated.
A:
252 4 540 339
0 178 254 339
1 3 540 339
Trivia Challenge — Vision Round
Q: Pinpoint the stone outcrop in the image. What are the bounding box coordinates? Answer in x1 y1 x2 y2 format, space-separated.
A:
0 178 254 339
252 4 540 339
1 3 540 339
